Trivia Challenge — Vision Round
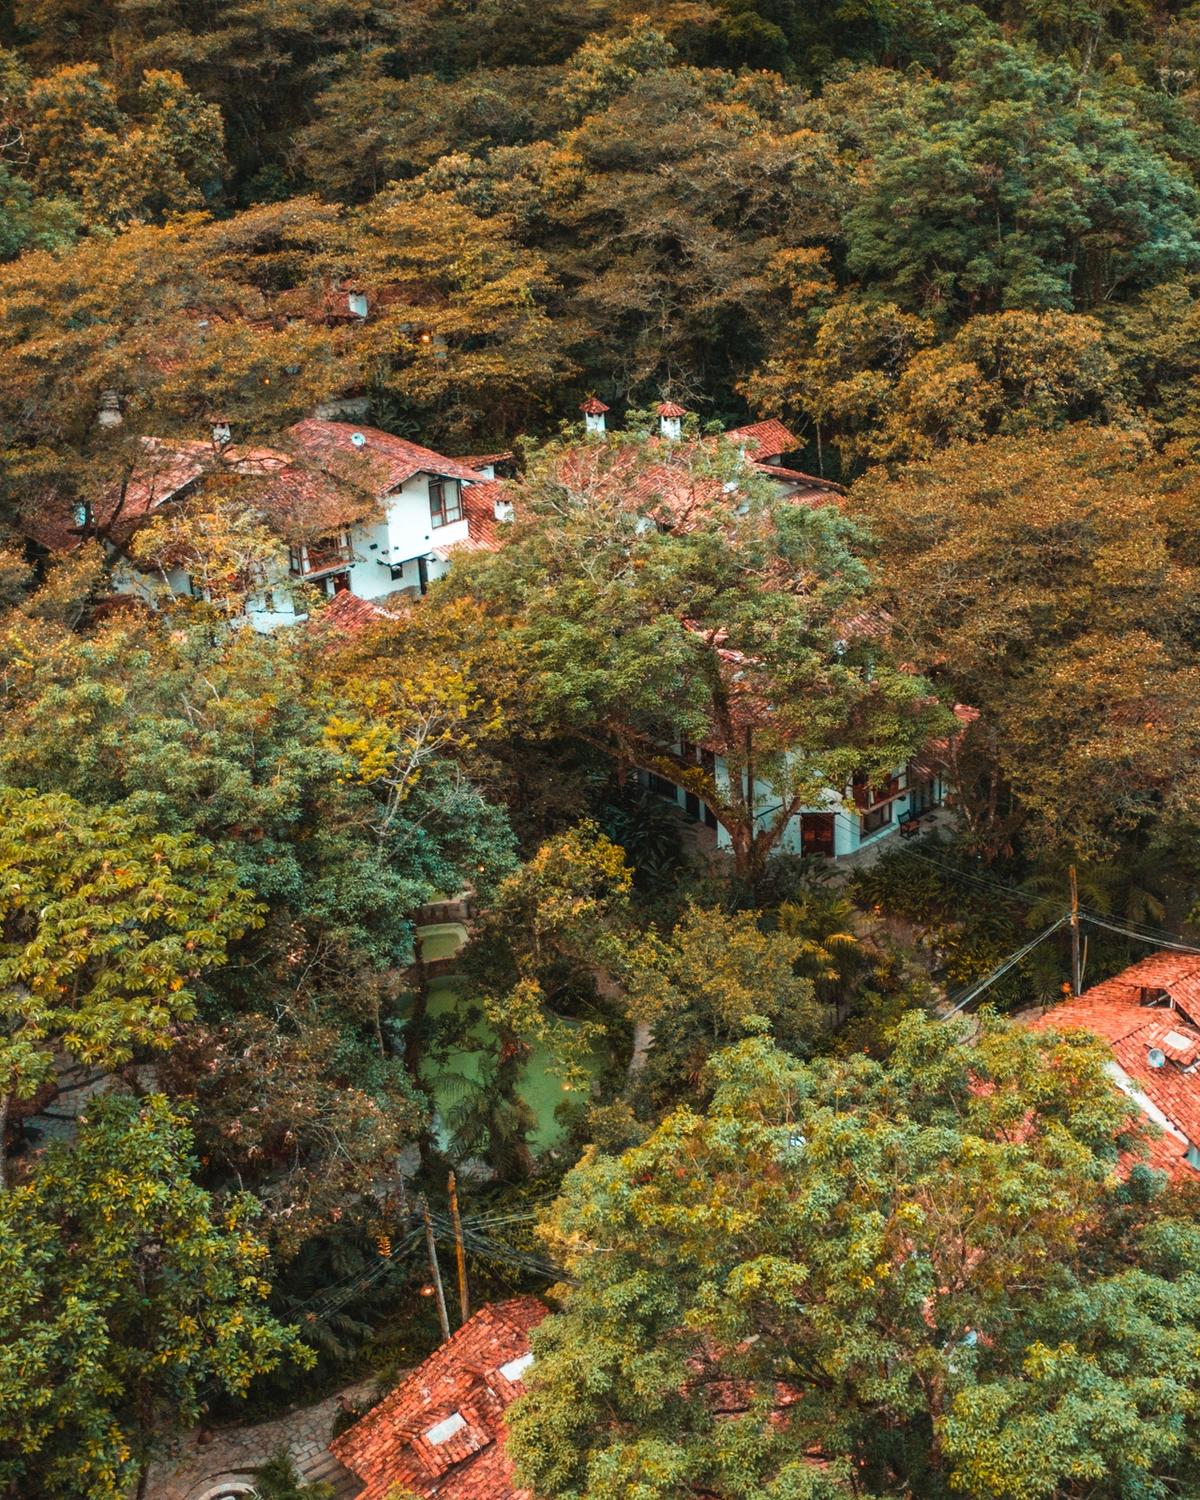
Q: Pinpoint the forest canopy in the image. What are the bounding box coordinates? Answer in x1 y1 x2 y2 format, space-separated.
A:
7 1 1200 1498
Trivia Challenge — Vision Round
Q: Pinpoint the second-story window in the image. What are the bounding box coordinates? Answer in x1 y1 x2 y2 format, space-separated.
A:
429 478 463 528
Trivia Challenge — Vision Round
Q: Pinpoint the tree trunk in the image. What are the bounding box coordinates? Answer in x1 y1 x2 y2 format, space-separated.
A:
403 930 431 1083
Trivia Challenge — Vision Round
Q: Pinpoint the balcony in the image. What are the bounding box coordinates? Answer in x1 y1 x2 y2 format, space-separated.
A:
851 772 902 810
289 532 353 578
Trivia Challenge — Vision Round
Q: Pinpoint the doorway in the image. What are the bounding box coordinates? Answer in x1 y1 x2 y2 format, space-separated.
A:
800 812 835 858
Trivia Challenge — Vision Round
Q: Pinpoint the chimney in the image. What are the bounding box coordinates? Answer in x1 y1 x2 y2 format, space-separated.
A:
97 390 123 429
208 414 232 447
657 400 687 442
580 396 609 437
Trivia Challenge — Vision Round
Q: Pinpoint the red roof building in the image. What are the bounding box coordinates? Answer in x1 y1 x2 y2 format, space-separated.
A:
283 420 487 493
1029 952 1200 1177
724 419 800 465
330 1297 547 1500
310 589 401 639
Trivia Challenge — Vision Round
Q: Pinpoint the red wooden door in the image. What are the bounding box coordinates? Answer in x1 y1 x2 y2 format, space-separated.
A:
801 813 835 857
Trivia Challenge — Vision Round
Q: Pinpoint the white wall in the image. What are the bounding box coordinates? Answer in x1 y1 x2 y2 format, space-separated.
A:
112 471 477 630
643 743 939 862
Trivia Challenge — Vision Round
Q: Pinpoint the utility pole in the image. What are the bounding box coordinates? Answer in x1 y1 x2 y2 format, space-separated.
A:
448 1171 470 1326
1069 865 1082 996
420 1194 451 1342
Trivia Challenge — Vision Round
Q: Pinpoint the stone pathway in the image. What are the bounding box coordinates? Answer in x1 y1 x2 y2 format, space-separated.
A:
146 1380 379 1500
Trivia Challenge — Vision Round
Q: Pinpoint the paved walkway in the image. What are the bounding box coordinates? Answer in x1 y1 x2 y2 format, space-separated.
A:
147 1380 379 1499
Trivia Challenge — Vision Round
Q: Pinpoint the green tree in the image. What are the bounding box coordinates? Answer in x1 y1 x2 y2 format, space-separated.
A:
508 1016 1200 1499
442 824 632 1173
17 62 224 228
0 1093 308 1499
0 784 257 1181
625 903 821 1108
454 431 946 885
829 40 1200 317
849 424 1200 855
157 1014 427 1259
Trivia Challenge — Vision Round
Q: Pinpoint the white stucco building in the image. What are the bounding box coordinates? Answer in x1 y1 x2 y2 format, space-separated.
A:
95 419 509 631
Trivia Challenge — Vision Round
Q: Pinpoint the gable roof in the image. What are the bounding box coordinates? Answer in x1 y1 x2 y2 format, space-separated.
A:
1030 952 1200 1177
284 420 487 494
330 1297 547 1500
83 437 295 539
311 589 401 639
724 419 799 461
454 480 507 553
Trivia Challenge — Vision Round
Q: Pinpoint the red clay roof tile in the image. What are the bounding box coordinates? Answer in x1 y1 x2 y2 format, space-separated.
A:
330 1297 547 1500
1030 952 1200 1179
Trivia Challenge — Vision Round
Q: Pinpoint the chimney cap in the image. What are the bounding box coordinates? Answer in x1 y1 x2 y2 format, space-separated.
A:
580 396 609 415
656 400 687 418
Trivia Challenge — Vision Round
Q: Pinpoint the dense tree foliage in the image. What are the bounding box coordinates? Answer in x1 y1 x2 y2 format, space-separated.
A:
0 1093 306 1498
447 429 946 882
509 1020 1200 1500
6 0 1200 1491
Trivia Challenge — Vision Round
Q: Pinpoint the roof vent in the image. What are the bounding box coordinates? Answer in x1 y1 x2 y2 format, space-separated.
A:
350 432 367 448
1147 1047 1167 1069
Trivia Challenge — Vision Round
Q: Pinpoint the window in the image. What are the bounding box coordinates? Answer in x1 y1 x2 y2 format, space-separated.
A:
860 802 893 836
429 478 462 527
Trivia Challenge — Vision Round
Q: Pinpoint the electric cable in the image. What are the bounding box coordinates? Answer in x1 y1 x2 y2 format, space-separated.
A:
942 915 1071 1017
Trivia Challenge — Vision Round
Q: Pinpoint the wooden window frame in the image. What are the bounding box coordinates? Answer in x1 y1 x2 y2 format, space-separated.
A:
429 478 463 528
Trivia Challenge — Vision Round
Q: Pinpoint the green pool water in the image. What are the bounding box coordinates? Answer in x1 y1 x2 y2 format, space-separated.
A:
415 976 604 1153
417 922 470 962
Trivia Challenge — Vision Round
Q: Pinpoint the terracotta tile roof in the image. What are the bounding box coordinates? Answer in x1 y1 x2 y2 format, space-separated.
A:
454 451 515 472
284 420 487 495
311 590 401 639
656 400 688 418
1030 952 1200 1179
724 419 799 461
551 444 730 534
252 459 375 539
447 481 507 554
754 463 843 499
330 1297 547 1500
87 437 294 538
579 397 609 415
94 437 211 529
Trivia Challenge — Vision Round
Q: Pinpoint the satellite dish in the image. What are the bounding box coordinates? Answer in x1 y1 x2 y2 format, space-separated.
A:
350 432 366 448
1148 1047 1167 1069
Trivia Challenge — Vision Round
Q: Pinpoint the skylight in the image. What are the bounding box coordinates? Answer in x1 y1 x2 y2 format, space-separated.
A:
424 1412 467 1445
499 1352 535 1382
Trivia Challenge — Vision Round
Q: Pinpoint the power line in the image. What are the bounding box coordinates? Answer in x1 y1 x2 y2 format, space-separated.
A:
942 916 1071 1017
889 847 1042 907
1079 912 1200 956
895 845 1200 957
1078 903 1200 950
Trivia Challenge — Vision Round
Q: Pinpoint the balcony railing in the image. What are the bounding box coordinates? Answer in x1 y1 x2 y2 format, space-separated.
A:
851 773 902 810
289 533 352 578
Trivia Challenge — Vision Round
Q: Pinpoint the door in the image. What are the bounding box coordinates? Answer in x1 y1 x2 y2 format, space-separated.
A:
800 812 835 858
